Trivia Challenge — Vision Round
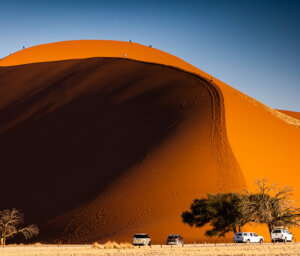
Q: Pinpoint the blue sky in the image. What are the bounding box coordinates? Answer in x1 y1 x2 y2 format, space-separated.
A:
1 0 299 111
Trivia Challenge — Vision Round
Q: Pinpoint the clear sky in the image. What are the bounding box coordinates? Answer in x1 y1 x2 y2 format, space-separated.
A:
1 0 299 111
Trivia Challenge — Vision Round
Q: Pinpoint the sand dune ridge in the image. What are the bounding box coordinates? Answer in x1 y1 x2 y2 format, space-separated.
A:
0 40 299 243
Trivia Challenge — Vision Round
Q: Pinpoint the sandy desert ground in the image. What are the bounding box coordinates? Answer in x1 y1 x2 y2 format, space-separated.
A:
1 243 300 256
0 40 299 244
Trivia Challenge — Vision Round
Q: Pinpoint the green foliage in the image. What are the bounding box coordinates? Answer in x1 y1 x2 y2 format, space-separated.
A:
182 199 211 228
182 193 249 237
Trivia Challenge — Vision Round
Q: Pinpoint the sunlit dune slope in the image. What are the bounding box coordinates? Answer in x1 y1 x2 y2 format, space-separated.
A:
0 40 299 243
0 40 201 74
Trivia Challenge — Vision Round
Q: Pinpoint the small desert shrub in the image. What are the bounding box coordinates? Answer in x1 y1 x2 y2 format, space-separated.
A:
92 242 101 249
103 241 134 249
120 242 134 249
104 241 121 249
34 242 42 246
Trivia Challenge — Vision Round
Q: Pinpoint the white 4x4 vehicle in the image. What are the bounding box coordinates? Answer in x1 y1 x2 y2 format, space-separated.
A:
271 229 293 242
132 233 151 246
234 232 264 243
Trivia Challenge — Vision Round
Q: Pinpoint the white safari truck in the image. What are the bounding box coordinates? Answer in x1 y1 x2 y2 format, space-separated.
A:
271 229 293 242
234 232 264 243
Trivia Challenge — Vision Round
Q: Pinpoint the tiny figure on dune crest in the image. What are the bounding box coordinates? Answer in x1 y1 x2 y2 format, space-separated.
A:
211 77 213 83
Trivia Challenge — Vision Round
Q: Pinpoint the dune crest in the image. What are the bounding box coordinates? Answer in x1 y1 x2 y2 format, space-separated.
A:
1 40 297 128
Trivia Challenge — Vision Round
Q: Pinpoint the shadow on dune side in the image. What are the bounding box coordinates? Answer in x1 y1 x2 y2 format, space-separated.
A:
0 58 245 242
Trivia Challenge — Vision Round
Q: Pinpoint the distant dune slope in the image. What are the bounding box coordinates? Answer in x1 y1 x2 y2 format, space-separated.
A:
277 109 300 120
0 41 299 243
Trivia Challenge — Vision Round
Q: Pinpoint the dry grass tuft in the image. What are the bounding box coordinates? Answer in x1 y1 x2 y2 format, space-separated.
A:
104 241 120 249
102 241 133 249
92 242 101 249
119 242 134 249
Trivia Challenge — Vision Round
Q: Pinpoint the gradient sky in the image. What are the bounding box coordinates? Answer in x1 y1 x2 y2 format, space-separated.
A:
1 0 299 111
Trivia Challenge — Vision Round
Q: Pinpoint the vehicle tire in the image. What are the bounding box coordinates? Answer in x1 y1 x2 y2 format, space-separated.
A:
246 239 250 243
260 239 263 244
148 242 151 246
284 237 287 243
271 239 274 243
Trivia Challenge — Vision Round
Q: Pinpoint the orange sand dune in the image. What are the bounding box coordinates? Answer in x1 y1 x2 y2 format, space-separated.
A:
0 41 299 243
277 109 300 120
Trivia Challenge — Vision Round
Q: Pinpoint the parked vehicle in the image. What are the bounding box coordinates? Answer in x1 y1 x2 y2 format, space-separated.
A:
132 233 151 246
234 232 264 243
166 234 184 245
271 229 293 242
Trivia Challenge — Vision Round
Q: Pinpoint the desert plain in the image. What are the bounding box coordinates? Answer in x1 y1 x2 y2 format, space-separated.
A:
1 243 300 256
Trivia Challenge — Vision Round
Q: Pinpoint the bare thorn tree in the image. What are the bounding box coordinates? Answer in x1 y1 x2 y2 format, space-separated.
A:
241 179 300 238
0 209 39 245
